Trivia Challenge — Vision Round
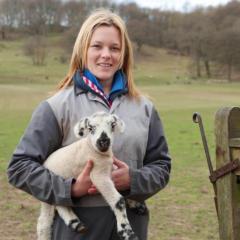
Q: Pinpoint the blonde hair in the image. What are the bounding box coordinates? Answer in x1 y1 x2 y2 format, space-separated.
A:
58 9 140 98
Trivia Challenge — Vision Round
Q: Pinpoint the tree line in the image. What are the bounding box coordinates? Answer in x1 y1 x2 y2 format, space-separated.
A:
1 0 240 81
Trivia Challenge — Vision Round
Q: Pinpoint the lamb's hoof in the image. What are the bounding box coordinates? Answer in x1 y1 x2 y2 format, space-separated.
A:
118 231 139 240
128 233 139 240
69 219 87 233
128 202 147 215
76 223 88 233
118 225 139 240
132 204 147 215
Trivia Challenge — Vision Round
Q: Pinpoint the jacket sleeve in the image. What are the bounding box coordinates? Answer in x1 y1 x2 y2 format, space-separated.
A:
7 101 74 206
128 107 171 202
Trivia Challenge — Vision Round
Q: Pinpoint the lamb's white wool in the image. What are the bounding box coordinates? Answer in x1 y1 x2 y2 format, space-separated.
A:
37 112 139 240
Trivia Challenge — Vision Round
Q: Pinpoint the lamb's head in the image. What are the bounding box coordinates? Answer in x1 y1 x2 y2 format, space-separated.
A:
74 112 125 153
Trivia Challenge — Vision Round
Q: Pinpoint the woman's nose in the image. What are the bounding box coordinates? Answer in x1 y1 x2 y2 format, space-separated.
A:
101 47 111 59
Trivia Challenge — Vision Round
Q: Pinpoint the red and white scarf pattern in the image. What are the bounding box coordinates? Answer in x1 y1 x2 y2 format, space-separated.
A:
82 76 112 107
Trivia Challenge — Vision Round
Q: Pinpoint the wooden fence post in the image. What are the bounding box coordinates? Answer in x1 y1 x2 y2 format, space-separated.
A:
215 107 240 240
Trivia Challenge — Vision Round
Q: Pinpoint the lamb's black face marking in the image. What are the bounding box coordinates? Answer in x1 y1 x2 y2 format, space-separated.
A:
88 124 96 134
79 128 85 137
84 118 88 128
116 197 125 211
111 121 116 131
111 116 117 131
96 131 110 152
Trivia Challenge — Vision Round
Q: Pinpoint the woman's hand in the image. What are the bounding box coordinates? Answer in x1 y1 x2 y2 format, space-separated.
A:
87 157 131 194
71 157 131 197
71 160 95 197
111 157 131 191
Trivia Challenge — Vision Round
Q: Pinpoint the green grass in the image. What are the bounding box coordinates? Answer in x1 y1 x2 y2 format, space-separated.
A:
134 48 191 86
1 37 240 239
0 84 52 239
144 83 240 240
0 38 69 84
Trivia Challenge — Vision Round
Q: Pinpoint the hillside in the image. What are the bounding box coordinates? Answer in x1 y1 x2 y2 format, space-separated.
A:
0 37 191 86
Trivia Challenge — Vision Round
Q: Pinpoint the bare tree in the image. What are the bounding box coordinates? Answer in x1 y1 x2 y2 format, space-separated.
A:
18 0 61 35
172 8 216 78
210 1 240 81
23 36 48 65
60 1 88 28
213 27 240 81
0 0 24 39
119 3 151 52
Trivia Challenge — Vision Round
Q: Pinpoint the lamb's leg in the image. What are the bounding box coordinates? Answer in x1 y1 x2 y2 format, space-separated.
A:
37 203 55 240
55 206 87 233
91 174 138 240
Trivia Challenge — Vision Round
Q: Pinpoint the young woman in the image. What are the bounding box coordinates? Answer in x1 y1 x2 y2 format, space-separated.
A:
7 9 171 240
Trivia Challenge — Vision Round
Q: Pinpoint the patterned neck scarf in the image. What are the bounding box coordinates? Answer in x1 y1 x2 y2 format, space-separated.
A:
73 69 128 107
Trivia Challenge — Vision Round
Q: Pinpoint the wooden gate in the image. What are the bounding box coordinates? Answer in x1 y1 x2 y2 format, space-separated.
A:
215 107 240 240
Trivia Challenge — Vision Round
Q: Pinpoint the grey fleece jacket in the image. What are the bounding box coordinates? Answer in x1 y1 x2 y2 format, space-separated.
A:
7 85 171 239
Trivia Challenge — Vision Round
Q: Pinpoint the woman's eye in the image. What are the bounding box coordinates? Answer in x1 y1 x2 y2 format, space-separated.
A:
92 45 101 49
111 47 120 51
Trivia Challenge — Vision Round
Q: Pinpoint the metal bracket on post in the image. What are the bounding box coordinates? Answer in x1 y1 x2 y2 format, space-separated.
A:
209 159 240 183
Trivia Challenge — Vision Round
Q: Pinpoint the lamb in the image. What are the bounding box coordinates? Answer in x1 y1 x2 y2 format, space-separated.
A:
37 111 139 240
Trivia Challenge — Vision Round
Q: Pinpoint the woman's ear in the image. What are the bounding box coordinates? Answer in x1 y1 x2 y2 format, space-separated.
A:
74 117 89 138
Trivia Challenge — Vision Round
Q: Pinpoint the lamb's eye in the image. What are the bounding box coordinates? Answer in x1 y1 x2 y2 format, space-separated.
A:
111 122 116 131
88 125 95 133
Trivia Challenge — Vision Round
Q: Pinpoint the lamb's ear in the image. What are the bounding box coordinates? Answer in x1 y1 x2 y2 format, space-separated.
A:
111 114 125 133
74 117 89 138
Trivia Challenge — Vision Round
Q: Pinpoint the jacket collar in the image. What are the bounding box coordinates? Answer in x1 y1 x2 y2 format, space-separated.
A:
73 69 128 105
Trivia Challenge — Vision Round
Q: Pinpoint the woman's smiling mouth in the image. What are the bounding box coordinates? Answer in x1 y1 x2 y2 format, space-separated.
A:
98 63 112 67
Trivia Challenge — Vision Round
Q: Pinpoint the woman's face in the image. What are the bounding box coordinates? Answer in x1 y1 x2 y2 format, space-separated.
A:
87 25 121 85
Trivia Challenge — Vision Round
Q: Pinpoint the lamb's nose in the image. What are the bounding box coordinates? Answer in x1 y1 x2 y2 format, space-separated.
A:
97 132 110 152
99 138 110 146
99 132 110 146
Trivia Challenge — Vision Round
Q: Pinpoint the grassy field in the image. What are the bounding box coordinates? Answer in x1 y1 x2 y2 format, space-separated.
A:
1 38 240 240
